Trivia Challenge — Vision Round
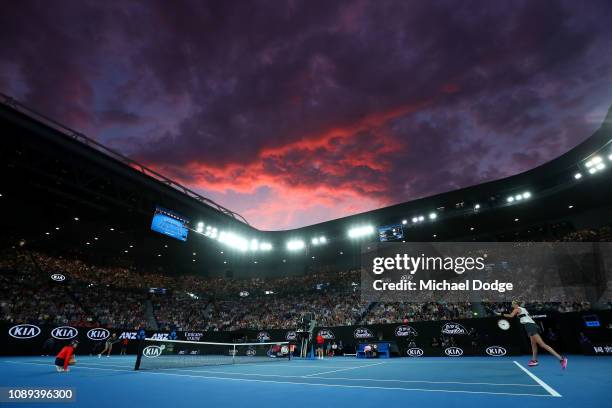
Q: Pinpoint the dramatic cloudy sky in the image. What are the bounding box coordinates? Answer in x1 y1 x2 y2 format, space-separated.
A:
1 1 611 230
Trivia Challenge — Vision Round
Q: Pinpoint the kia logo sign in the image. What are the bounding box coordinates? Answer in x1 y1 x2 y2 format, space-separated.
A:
353 328 374 339
286 331 297 341
8 324 41 339
257 331 271 341
406 348 424 357
395 325 418 337
441 323 467 335
444 347 464 356
142 345 164 358
486 346 507 356
50 274 66 282
87 328 110 340
51 326 78 340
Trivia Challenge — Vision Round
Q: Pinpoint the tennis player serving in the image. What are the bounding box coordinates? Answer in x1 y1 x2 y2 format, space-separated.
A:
502 300 568 369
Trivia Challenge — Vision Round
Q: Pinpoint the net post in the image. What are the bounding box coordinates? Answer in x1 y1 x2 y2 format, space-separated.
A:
232 344 236 364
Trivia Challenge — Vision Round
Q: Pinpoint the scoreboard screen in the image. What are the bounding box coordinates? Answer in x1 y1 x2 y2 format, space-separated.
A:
378 224 404 242
151 207 189 242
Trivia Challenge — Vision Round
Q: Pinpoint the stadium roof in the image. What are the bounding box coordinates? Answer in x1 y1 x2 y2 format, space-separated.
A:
1 94 612 277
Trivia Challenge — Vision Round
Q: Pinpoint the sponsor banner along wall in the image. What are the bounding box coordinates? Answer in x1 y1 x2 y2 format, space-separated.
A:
1 311 610 357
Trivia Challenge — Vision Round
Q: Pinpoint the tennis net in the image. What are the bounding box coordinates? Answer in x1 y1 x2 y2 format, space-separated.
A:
134 338 291 370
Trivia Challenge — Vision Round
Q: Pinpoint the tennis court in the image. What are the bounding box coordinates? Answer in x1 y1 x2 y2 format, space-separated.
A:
1 355 610 407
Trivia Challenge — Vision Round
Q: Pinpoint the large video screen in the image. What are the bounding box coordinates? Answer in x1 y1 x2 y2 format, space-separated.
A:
151 207 189 242
378 224 404 242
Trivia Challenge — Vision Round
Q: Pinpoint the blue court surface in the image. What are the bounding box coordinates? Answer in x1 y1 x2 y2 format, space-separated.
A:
0 355 610 407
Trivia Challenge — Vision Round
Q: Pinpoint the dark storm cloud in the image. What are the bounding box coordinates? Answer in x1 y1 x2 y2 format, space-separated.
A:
1 0 611 229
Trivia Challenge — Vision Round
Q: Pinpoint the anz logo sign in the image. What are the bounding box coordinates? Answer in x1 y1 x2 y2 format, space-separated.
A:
51 326 78 340
142 345 164 358
444 347 464 357
8 324 41 339
119 331 138 340
485 346 507 356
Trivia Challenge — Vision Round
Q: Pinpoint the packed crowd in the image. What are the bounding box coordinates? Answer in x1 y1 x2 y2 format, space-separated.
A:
1 229 609 331
0 251 147 329
365 302 475 324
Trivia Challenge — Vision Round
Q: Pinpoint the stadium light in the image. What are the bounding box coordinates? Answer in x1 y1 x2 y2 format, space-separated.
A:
429 212 437 220
585 156 602 168
585 156 608 174
286 239 305 251
609 154 612 161
250 239 259 251
348 225 375 238
311 236 327 245
196 222 204 233
411 217 418 223
474 204 481 210
507 191 531 203
402 219 407 225
218 231 248 251
260 242 273 251
574 172 582 180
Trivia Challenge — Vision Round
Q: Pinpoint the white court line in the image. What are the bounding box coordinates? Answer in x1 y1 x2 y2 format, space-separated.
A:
8 360 540 387
512 361 562 398
2 360 553 398
303 361 384 377
305 375 540 387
